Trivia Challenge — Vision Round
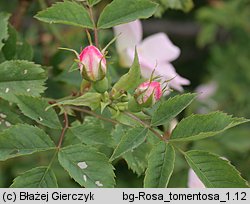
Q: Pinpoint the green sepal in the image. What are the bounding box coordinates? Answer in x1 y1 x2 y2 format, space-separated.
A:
80 79 91 93
93 77 109 93
128 97 142 112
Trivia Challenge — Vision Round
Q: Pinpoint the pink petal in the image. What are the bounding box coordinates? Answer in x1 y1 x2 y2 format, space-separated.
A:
155 63 190 92
126 47 155 76
188 169 205 188
138 33 180 63
113 20 142 55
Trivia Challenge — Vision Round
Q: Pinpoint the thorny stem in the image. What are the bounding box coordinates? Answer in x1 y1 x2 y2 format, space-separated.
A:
57 111 69 149
123 111 166 142
70 105 167 142
42 111 69 178
69 106 121 125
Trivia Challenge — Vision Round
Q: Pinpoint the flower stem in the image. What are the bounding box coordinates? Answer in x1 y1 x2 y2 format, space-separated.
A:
41 111 69 183
88 6 99 47
57 111 69 149
123 111 166 142
69 106 120 125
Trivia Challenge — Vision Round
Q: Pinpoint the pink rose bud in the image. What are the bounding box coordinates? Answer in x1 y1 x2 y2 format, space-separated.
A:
79 45 107 82
134 81 162 107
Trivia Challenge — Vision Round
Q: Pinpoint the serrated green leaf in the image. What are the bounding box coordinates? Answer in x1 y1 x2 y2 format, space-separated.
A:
58 144 115 187
170 112 249 141
35 1 94 29
88 0 102 6
0 124 55 161
0 60 47 102
184 150 248 187
112 50 141 94
110 127 147 161
111 124 127 145
0 12 10 50
158 0 193 12
16 95 61 129
68 123 113 147
123 142 151 176
144 142 175 187
97 0 158 29
151 93 197 126
11 166 58 188
50 92 101 110
2 25 33 61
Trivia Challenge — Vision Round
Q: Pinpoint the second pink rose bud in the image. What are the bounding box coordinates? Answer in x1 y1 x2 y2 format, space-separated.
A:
79 45 107 82
134 81 162 107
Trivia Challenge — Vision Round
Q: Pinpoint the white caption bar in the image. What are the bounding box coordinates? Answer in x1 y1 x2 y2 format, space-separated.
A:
0 188 248 204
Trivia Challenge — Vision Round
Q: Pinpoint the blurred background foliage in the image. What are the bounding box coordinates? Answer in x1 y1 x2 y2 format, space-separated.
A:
0 0 249 187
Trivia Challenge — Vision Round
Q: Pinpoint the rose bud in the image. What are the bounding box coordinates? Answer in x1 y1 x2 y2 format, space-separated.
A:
134 81 162 107
79 45 107 82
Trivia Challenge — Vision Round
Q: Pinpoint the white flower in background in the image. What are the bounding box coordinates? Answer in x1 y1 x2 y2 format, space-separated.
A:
195 81 218 113
188 169 205 188
195 81 217 101
113 20 190 92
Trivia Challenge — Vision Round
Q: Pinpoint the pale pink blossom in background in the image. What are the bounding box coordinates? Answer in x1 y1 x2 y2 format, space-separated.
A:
114 20 190 92
195 81 218 113
188 169 205 188
195 81 217 101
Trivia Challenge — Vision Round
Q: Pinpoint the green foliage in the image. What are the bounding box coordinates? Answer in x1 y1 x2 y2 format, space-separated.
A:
196 0 250 116
0 124 55 161
184 150 248 188
0 12 10 50
153 0 193 17
97 0 158 29
170 112 249 141
151 93 197 126
88 0 102 6
2 25 17 60
68 122 113 147
35 1 94 29
0 60 47 102
49 92 102 110
16 95 61 129
110 127 148 161
58 144 115 187
144 142 175 187
123 142 151 176
109 111 143 127
2 25 34 61
11 167 58 188
0 0 249 188
112 50 141 95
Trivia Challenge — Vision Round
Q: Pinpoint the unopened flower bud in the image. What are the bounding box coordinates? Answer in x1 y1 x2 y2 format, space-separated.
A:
79 45 106 82
134 81 162 107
